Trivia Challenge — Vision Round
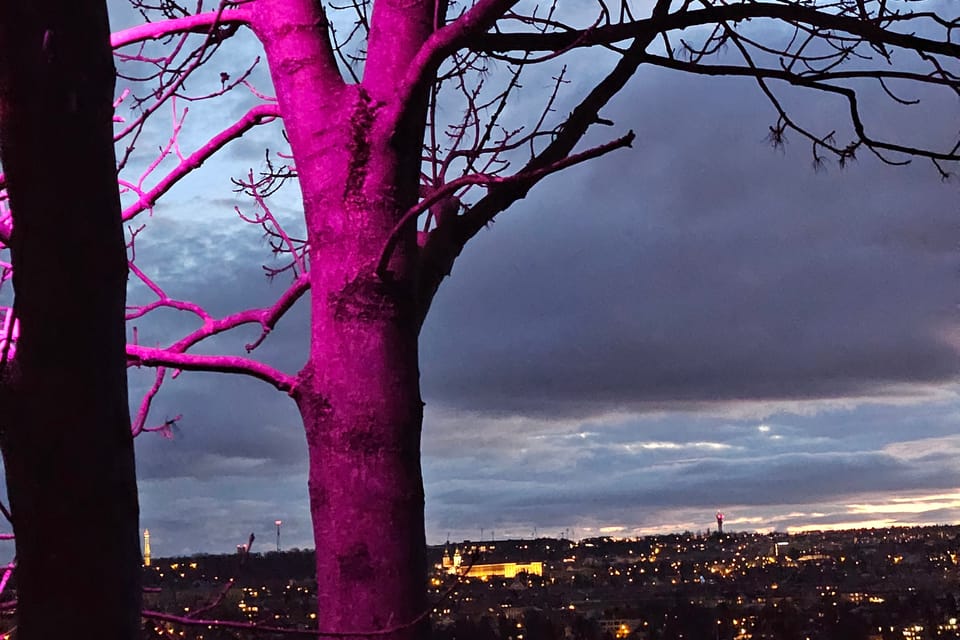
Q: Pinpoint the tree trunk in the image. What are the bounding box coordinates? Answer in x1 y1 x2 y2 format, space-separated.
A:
295 313 427 639
290 91 428 639
253 3 431 635
0 3 142 638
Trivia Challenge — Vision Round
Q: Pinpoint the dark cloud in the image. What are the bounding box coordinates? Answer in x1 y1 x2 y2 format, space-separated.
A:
133 376 305 481
420 69 960 417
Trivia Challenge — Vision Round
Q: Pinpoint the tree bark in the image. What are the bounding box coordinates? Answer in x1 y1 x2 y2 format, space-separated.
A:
289 88 428 640
295 304 427 639
0 3 142 638
252 3 432 635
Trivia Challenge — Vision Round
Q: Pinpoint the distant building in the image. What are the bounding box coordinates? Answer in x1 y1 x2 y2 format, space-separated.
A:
599 619 645 640
441 547 543 579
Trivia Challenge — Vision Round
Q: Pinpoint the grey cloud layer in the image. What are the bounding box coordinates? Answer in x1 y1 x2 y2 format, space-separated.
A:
421 70 958 416
422 397 960 540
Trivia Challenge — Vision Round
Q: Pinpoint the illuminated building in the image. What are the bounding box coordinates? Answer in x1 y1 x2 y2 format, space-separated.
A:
143 529 151 567
599 619 642 639
441 548 455 571
462 561 543 579
716 512 724 535
901 624 924 640
441 547 543 579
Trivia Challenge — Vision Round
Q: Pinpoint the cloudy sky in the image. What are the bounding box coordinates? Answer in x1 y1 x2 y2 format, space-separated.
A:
4 1 960 559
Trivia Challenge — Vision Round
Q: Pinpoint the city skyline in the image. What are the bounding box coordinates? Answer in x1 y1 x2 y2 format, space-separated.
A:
130 507 960 560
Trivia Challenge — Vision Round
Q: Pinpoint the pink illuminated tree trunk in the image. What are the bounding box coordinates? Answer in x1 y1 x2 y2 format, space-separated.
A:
0 3 141 638
253 3 431 634
293 186 428 637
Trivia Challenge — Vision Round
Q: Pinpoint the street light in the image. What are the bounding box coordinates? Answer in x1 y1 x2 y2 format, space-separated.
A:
275 520 282 552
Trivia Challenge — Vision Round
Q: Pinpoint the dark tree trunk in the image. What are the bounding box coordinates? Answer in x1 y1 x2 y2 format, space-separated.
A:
0 3 142 638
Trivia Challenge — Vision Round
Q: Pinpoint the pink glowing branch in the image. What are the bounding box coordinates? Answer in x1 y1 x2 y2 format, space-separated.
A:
126 198 308 357
0 308 19 363
126 261 211 322
122 104 279 222
234 171 308 279
144 601 433 637
242 272 310 352
132 97 188 199
156 273 308 355
130 366 182 438
0 561 13 598
142 610 319 637
127 345 295 393
176 533 254 621
113 2 256 158
0 195 10 245
0 262 11 294
125 271 308 395
110 6 252 50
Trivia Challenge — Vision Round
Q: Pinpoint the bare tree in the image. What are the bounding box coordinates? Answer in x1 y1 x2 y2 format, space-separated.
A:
2 0 959 638
0 2 141 638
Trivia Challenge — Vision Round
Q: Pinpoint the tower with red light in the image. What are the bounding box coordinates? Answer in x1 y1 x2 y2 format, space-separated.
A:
716 511 724 535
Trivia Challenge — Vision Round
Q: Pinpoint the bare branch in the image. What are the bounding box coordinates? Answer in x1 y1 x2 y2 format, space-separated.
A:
379 131 635 278
111 6 252 49
126 259 212 322
127 345 296 393
413 32 656 324
130 366 183 438
143 610 322 636
112 0 258 181
122 103 279 222
634 52 960 163
243 273 310 352
183 532 256 619
233 167 309 280
125 254 307 397
472 3 960 59
0 561 13 599
0 498 11 528
458 39 649 241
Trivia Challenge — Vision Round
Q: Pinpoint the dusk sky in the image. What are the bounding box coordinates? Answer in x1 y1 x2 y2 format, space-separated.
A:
3 1 960 559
